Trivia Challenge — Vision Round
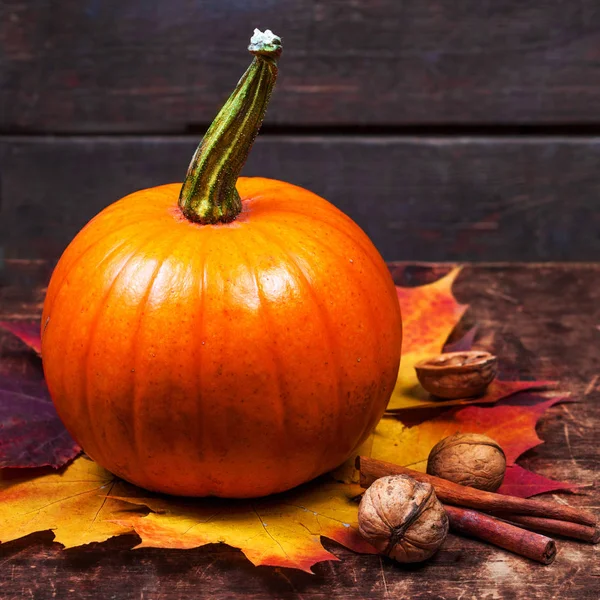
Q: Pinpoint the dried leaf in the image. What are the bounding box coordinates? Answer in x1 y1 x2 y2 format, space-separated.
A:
0 321 42 355
386 379 554 412
389 267 467 411
499 464 579 498
0 456 141 547
0 320 79 469
389 270 553 411
0 374 80 469
370 395 567 472
112 481 375 573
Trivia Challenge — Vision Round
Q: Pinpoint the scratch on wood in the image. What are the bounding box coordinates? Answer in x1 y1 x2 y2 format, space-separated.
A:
560 404 585 436
193 557 216 580
378 555 389 597
349 564 358 584
563 423 577 466
0 313 43 319
559 565 582 588
584 375 599 395
499 195 560 217
484 287 519 304
273 569 306 600
551 494 570 506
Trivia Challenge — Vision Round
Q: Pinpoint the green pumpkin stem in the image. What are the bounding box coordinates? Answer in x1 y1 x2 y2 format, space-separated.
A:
178 29 282 224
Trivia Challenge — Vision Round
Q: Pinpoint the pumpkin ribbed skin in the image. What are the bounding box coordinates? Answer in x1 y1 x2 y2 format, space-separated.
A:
42 178 402 498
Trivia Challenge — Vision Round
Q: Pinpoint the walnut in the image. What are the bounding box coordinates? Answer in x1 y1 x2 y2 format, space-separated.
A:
415 351 497 399
427 433 506 491
358 475 449 563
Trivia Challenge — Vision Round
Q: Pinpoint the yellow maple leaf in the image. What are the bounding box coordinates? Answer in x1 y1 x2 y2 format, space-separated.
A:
111 480 374 573
373 395 567 471
0 456 142 547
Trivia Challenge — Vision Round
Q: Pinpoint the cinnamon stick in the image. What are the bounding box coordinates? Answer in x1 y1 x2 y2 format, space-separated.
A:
493 514 600 544
444 505 557 565
357 456 597 527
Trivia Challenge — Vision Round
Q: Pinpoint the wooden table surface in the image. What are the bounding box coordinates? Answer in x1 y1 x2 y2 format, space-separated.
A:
0 262 598 599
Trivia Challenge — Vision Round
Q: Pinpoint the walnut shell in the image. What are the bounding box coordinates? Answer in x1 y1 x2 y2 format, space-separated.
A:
358 475 449 563
427 433 506 491
415 351 497 399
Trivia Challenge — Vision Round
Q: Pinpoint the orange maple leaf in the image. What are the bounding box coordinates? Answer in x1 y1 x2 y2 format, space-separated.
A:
389 268 552 411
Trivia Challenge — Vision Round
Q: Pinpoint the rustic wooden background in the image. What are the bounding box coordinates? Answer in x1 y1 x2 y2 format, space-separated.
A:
1 0 600 266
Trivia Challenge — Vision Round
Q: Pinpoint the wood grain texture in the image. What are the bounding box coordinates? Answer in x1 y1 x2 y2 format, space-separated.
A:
2 1 600 130
0 263 599 599
1 136 599 263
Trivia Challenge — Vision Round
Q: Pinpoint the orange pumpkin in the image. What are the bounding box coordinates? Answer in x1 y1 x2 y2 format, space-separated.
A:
41 30 402 498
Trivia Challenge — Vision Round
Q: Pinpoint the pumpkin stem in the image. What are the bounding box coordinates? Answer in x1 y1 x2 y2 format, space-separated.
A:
178 29 282 224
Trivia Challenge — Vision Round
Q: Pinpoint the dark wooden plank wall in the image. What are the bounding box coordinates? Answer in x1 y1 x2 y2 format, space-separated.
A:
2 136 600 262
3 0 600 129
1 0 599 265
